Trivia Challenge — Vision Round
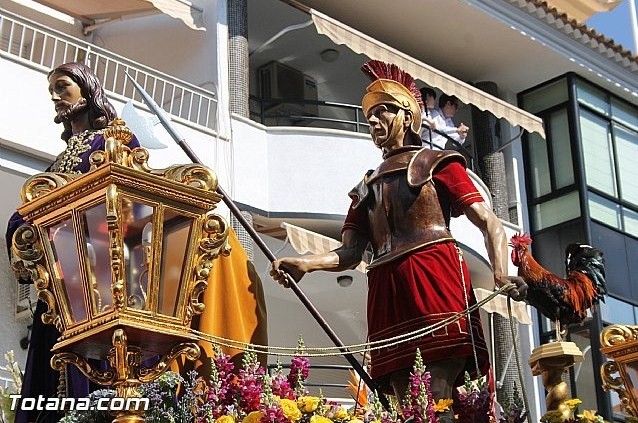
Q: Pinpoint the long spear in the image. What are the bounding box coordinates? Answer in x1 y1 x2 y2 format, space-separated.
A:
124 73 390 409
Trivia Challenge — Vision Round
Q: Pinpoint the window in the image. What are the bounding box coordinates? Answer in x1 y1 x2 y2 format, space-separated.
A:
577 81 610 117
532 191 580 230
615 126 638 206
521 79 568 114
527 132 551 198
589 192 621 229
580 110 617 196
550 109 574 190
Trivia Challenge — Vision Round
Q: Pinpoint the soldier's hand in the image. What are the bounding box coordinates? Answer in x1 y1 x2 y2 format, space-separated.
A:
270 258 306 288
497 275 527 302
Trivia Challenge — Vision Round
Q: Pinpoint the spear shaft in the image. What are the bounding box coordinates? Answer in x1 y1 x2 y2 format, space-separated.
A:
124 72 389 409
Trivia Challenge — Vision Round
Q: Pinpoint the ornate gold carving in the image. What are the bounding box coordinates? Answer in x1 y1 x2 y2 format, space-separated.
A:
185 213 231 322
105 184 126 311
21 173 78 202
601 361 638 416
51 352 117 385
601 324 638 348
104 119 134 146
10 225 63 330
138 342 200 383
53 328 199 423
152 164 218 192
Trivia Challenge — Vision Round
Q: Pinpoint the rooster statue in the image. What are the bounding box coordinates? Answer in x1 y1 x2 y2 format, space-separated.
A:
510 233 606 341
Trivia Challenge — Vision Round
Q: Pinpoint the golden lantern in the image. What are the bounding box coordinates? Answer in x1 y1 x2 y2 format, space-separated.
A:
11 119 230 422
600 324 638 418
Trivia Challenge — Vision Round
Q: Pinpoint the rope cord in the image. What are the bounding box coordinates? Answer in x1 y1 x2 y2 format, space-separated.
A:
457 246 480 375
190 283 517 357
507 296 533 423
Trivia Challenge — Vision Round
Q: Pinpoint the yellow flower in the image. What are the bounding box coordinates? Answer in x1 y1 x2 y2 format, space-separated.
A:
216 416 235 423
242 411 264 423
310 416 333 423
433 398 454 412
298 396 321 413
333 407 348 420
564 398 582 410
577 410 599 422
280 398 302 421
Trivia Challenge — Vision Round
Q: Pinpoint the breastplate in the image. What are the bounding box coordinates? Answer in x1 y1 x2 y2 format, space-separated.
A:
352 148 464 269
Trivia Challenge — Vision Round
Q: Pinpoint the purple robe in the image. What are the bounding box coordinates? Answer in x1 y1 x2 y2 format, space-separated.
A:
7 130 140 423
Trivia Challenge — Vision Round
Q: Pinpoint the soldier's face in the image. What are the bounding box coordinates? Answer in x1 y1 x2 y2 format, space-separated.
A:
48 72 86 123
367 104 402 150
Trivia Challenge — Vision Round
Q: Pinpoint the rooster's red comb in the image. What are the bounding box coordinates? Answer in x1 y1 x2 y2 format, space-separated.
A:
510 232 533 247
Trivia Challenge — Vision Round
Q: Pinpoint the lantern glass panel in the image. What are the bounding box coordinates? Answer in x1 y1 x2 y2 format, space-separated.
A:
158 209 193 317
47 217 88 323
622 360 638 411
80 202 113 314
121 199 154 311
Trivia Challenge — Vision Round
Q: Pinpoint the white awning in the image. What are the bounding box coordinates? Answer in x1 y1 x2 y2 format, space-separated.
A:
282 222 531 324
310 9 545 139
34 0 205 31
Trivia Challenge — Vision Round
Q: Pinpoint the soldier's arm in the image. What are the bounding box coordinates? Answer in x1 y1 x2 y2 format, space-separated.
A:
270 229 368 286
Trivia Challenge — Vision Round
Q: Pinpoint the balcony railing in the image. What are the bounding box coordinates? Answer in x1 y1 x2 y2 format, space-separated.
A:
0 8 217 133
250 96 477 172
250 96 370 134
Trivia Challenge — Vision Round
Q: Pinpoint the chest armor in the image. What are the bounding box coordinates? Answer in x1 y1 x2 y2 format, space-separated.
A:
350 147 465 269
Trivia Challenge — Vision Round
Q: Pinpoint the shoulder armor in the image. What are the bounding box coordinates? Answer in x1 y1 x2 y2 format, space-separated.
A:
348 169 374 209
407 149 466 187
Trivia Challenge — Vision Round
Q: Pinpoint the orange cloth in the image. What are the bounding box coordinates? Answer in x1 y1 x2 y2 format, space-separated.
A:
177 228 268 375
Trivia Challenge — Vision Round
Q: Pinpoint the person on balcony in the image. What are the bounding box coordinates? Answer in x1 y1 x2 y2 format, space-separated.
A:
422 94 469 150
270 61 526 421
419 87 438 147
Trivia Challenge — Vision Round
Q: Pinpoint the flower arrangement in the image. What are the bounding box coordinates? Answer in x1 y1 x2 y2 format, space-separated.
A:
56 343 503 423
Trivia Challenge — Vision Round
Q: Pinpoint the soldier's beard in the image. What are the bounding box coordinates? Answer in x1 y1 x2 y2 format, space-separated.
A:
54 97 88 124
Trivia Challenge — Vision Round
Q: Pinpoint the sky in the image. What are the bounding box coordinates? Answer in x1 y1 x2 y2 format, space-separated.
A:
586 0 636 53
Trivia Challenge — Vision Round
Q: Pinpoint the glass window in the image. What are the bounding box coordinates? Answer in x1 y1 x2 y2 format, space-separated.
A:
549 109 574 189
615 125 638 206
532 191 580 230
580 110 617 196
570 327 598 412
611 98 638 132
589 192 621 229
624 207 638 238
577 81 610 116
600 296 636 324
521 79 568 114
528 132 551 198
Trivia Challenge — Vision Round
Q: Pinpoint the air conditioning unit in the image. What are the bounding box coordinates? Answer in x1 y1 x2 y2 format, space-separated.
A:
15 282 37 323
258 61 318 118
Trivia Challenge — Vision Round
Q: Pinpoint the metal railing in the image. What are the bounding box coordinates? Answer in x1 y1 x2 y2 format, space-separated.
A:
0 8 217 132
250 96 477 171
250 96 370 134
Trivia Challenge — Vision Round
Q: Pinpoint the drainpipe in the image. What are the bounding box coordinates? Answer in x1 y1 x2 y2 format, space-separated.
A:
471 81 520 407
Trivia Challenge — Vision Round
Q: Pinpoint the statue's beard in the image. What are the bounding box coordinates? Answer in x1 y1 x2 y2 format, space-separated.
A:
54 97 88 124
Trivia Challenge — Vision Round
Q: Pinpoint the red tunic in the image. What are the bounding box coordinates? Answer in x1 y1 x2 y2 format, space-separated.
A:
343 161 489 392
